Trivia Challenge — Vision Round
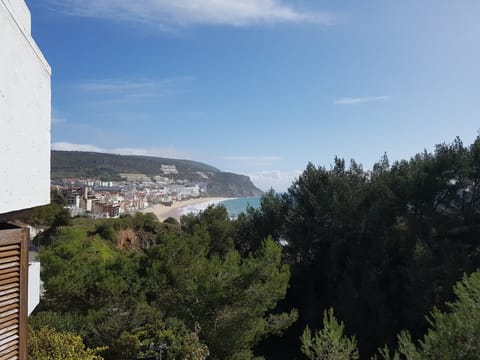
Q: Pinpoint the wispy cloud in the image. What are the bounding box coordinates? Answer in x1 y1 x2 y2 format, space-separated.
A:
249 169 301 192
52 142 190 159
222 155 282 161
222 155 282 167
51 108 68 124
52 142 103 152
46 0 333 28
51 115 67 124
333 96 395 105
74 77 192 98
76 80 156 93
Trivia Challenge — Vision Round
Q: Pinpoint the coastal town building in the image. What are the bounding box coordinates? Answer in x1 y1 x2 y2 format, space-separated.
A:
0 0 51 357
161 164 178 175
57 176 205 218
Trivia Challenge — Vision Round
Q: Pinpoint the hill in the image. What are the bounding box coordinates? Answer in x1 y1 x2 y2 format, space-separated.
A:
51 151 263 197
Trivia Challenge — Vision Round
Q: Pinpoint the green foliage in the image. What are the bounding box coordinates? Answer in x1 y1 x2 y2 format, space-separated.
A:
376 269 480 360
116 319 209 360
28 191 71 230
132 212 161 232
39 227 139 313
36 209 293 359
234 189 288 254
164 216 180 225
95 222 116 241
35 136 480 360
29 311 90 337
142 233 294 359
252 136 480 358
301 308 359 360
181 205 235 257
28 326 105 360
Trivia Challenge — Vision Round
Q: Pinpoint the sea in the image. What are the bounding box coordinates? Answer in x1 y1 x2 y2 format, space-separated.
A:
180 197 261 219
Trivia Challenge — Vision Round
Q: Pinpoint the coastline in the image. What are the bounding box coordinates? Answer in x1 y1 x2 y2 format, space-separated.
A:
141 197 228 222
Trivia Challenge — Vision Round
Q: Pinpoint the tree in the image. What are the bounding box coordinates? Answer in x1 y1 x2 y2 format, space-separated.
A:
36 211 295 360
181 205 234 258
142 234 296 359
377 269 480 359
234 189 288 254
28 326 105 360
27 190 71 231
116 319 209 360
301 308 359 360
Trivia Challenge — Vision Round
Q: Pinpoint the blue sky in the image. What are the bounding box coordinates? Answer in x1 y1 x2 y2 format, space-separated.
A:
27 0 480 191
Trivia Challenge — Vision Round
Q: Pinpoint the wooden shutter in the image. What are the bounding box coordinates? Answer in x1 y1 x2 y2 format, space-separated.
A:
0 225 28 360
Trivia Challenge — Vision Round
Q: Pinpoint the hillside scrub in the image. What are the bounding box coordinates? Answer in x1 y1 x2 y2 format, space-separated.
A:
33 212 294 359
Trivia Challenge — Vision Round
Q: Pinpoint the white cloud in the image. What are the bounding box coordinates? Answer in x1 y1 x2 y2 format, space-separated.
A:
52 142 104 152
76 77 192 92
51 116 67 124
222 155 282 161
221 155 283 167
46 0 333 28
333 96 395 105
74 77 192 101
51 108 68 124
249 169 301 192
76 80 156 93
51 142 190 159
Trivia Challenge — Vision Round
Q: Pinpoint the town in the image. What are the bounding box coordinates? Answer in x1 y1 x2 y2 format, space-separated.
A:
53 164 207 218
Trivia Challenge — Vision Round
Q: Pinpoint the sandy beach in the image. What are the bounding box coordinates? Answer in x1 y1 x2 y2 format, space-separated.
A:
142 197 227 222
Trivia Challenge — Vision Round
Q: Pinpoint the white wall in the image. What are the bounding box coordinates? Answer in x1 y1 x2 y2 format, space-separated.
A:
28 261 40 315
0 0 51 214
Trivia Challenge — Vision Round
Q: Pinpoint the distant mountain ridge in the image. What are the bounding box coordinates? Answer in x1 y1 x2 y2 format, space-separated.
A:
51 151 263 197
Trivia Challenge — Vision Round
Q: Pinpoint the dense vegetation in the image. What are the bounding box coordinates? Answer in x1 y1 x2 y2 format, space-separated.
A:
51 151 263 197
31 136 480 359
31 208 295 359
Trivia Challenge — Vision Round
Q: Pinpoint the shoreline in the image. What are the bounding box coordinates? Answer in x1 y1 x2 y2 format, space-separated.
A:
141 197 229 222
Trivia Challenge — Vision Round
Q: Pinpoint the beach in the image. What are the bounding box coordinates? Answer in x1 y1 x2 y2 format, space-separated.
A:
142 197 228 221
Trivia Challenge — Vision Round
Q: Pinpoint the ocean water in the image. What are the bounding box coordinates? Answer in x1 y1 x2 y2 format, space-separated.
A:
180 197 261 218
221 197 261 218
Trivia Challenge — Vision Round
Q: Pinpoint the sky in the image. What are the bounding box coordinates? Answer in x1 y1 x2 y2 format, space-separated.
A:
26 0 480 192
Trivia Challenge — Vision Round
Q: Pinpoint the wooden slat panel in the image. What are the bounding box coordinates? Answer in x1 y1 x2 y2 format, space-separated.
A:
0 277 19 287
0 349 18 360
0 299 18 308
0 325 18 337
0 246 19 253
0 226 26 360
0 283 18 292
0 287 18 298
0 315 18 327
0 293 18 303
0 330 18 343
0 258 20 265
0 305 18 317
0 267 19 276
0 340 18 353
0 276 19 287
0 345 19 360
0 272 19 281
0 251 20 259
0 344 18 360
0 309 18 320
0 334 18 347
0 262 19 271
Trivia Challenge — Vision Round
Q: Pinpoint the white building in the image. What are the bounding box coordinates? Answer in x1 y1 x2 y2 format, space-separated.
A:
161 164 178 175
0 0 51 214
0 0 51 358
